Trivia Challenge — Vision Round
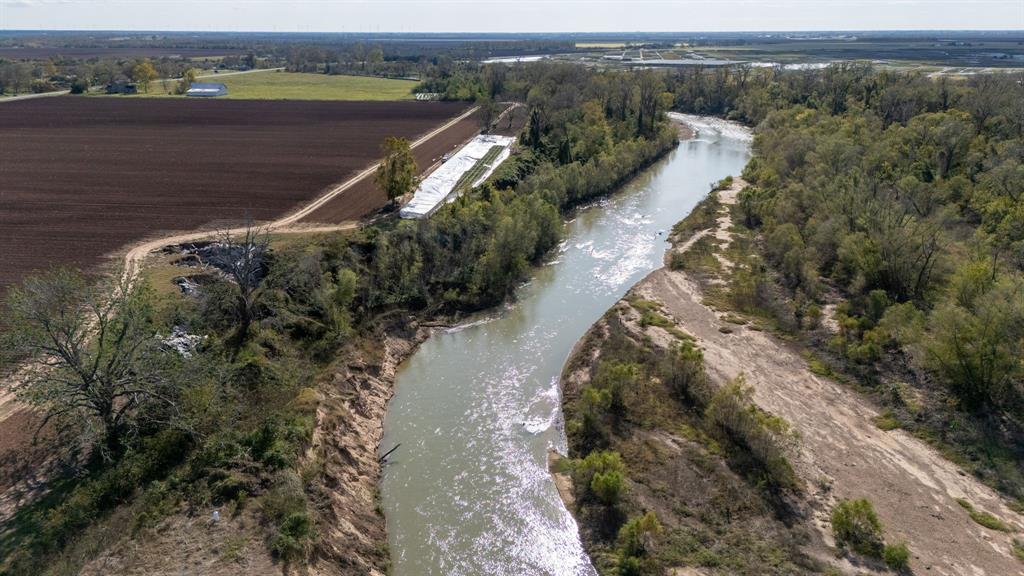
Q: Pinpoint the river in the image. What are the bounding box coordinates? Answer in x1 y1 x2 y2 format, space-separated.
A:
381 116 752 575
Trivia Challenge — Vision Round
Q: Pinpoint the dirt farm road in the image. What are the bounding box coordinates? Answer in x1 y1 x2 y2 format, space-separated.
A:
121 105 479 285
631 179 1024 575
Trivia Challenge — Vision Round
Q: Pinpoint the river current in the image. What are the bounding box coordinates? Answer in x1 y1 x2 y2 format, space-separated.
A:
381 116 752 575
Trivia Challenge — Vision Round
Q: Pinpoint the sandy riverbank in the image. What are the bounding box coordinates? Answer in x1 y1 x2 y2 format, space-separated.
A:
559 177 1024 575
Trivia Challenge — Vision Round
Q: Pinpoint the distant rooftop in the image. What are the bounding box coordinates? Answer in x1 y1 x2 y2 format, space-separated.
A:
185 82 228 97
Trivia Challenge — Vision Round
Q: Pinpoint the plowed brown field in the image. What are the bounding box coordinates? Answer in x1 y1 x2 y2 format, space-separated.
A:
0 97 470 296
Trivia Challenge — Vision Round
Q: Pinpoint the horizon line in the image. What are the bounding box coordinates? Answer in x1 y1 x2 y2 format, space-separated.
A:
3 28 1023 35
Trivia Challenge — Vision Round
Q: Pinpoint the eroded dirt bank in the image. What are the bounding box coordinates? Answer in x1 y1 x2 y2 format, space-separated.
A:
561 179 1024 575
305 326 428 576
72 324 428 576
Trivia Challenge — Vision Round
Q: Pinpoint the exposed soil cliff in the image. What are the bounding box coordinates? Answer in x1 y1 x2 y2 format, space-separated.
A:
306 326 427 576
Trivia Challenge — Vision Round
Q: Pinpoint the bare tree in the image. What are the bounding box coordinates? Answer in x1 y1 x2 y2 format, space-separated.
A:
477 95 499 133
209 221 270 348
636 70 665 136
2 269 169 457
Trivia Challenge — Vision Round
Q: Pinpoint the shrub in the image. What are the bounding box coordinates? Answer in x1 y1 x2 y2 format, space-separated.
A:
263 472 314 562
831 498 884 558
1011 539 1024 561
883 542 911 571
957 498 1012 532
872 410 900 431
575 450 627 505
704 379 798 491
591 469 627 506
69 78 89 94
618 556 644 576
271 511 313 561
618 511 662 558
662 340 707 407
210 472 251 503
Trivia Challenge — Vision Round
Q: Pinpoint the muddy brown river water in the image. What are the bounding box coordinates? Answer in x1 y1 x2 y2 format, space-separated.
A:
381 116 752 575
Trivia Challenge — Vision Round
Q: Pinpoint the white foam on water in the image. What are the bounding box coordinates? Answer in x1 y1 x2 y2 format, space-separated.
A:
669 112 754 143
523 377 561 434
446 314 501 334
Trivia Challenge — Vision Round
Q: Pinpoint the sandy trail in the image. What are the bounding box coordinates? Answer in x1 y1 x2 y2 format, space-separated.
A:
634 179 1024 576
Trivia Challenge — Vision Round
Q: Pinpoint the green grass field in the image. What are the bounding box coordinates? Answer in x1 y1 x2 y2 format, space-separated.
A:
125 70 417 101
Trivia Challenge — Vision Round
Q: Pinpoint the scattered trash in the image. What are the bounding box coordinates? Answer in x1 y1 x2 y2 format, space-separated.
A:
159 326 206 358
167 240 267 282
173 276 200 296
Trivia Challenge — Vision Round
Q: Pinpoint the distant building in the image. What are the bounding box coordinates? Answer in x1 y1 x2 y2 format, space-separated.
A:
185 83 228 98
105 82 138 95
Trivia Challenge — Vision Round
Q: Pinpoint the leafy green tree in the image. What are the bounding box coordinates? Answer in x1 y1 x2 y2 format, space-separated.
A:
368 223 425 308
130 59 158 93
570 100 613 162
662 339 708 406
69 77 89 94
576 386 613 449
766 222 808 288
636 70 666 136
705 379 798 490
367 46 384 68
893 110 975 181
374 136 418 204
0 60 32 94
923 275 1024 409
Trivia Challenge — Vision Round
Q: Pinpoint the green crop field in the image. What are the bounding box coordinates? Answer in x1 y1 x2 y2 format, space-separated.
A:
119 70 417 100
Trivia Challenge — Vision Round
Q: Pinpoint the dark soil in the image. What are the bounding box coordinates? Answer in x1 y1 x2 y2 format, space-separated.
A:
0 97 469 296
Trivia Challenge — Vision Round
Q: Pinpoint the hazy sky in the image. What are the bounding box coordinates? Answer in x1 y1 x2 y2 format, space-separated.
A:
2 0 1022 33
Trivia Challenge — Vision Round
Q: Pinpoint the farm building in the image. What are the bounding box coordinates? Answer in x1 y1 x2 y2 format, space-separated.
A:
185 82 228 97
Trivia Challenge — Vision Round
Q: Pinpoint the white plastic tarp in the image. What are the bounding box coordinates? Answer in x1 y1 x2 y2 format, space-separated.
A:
400 134 515 219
